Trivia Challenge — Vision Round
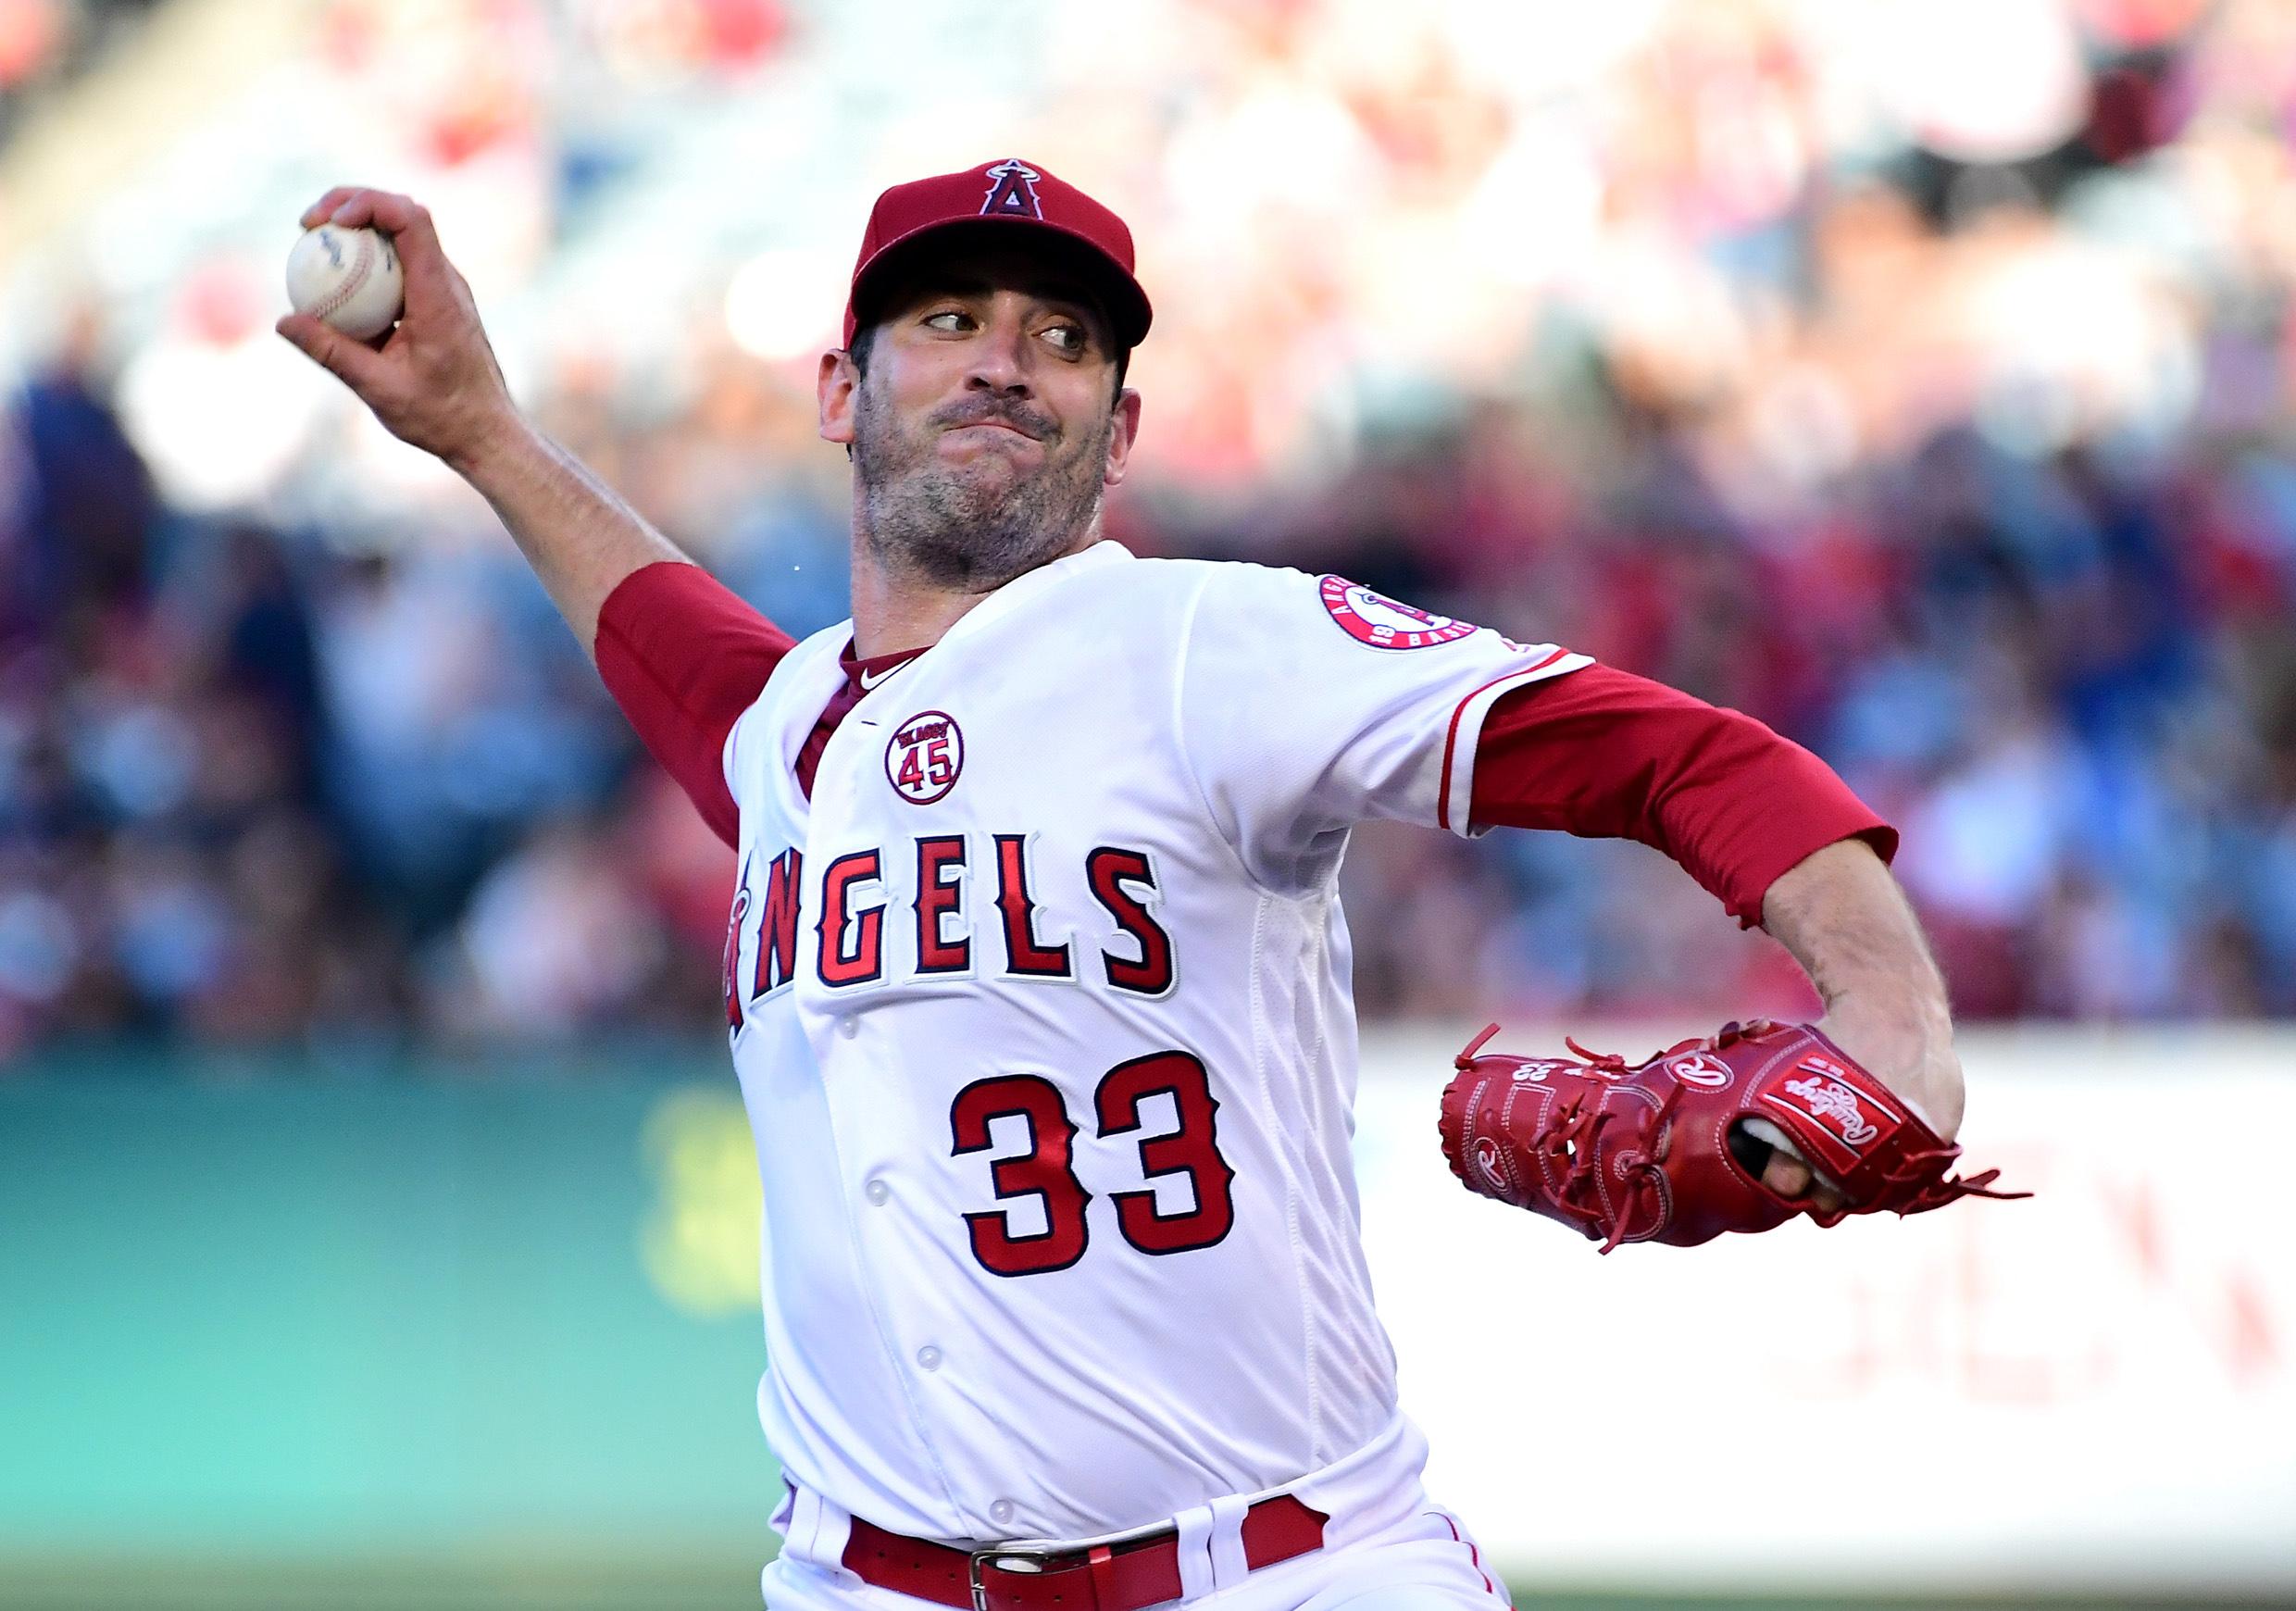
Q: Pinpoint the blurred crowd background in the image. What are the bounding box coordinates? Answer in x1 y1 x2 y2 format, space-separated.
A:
5 0 2295 1059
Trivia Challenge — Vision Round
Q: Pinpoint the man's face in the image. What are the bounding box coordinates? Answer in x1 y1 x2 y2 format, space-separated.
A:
818 241 1142 592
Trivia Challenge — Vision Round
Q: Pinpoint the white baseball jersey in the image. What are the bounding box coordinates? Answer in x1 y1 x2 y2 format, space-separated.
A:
718 539 1588 1546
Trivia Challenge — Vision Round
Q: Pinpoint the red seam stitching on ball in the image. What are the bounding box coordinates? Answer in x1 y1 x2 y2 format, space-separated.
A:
309 231 373 322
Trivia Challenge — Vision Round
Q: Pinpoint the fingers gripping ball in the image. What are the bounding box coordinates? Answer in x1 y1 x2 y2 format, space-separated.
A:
286 224 404 341
1436 1019 2028 1252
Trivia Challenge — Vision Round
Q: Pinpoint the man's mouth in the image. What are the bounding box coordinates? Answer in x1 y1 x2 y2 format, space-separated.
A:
940 414 1044 442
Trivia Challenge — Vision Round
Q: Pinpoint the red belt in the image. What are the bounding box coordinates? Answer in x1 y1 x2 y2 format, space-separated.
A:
842 1494 1327 1611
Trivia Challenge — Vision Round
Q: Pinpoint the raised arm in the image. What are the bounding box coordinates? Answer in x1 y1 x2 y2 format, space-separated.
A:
278 187 794 848
274 186 686 655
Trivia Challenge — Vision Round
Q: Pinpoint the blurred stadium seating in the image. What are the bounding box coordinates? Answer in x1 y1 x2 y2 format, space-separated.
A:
4 0 2292 1056
0 0 167 147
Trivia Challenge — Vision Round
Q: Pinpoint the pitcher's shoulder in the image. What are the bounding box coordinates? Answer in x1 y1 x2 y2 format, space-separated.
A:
1098 553 1323 616
1029 551 1336 661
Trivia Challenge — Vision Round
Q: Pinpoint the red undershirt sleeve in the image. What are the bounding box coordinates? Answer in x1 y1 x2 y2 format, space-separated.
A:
1468 663 1898 930
593 561 796 849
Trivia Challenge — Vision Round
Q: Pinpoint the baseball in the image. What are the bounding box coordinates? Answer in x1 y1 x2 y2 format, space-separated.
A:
285 223 403 341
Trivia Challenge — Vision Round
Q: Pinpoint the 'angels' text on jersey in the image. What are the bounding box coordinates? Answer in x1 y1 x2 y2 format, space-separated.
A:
723 836 1175 1021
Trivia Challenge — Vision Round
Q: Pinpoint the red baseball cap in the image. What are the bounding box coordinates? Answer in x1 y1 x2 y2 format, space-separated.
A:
842 158 1153 352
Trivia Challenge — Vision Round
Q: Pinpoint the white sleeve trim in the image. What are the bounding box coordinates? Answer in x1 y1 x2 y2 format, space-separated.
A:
1436 649 1594 838
722 624 842 798
720 676 780 798
720 706 745 796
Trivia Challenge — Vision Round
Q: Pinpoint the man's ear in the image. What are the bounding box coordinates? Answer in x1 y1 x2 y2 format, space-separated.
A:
1103 388 1143 489
819 349 859 447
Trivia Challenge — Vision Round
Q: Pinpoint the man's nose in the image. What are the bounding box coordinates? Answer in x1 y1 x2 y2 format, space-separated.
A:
965 318 1032 394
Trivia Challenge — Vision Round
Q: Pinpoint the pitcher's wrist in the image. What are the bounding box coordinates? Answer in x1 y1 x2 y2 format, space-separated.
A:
443 405 538 485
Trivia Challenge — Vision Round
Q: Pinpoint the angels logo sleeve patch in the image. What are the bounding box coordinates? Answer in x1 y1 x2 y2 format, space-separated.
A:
1317 575 1479 649
1177 563 1591 890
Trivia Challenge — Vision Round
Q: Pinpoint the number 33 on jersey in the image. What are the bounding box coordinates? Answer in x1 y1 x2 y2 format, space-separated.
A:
712 542 1585 1544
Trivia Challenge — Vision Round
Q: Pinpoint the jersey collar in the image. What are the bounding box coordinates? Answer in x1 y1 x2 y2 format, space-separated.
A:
837 638 928 695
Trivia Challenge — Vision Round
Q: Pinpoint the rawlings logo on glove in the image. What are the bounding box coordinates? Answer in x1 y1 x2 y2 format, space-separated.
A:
1437 1019 2028 1251
1778 1068 1881 1151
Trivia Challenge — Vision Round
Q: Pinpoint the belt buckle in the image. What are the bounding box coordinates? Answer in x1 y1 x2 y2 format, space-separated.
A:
967 1542 1064 1611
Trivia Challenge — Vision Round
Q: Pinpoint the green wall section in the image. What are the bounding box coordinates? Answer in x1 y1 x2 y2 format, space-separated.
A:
0 1058 781 1568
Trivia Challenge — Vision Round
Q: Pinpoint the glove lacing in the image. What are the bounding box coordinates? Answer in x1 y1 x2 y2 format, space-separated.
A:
1554 1035 1682 1253
1878 1150 2026 1210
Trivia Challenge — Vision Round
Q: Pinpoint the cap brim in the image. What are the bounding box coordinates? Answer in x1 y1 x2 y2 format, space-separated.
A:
847 217 1152 352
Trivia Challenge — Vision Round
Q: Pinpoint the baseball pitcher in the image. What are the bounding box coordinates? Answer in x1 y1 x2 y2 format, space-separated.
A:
279 159 2015 1611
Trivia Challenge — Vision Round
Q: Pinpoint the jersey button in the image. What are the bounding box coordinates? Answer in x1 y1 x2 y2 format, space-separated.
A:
838 1016 859 1039
865 1180 890 1205
915 1345 942 1372
989 1500 1017 1529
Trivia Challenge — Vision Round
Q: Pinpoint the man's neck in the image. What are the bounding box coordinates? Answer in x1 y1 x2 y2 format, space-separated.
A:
847 523 1102 658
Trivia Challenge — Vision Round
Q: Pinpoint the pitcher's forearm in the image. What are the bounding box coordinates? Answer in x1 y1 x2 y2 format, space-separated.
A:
1763 841 1945 1015
450 414 693 656
1761 837 1963 1136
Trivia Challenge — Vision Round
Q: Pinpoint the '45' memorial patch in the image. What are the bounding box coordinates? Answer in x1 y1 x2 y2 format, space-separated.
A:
887 710 963 805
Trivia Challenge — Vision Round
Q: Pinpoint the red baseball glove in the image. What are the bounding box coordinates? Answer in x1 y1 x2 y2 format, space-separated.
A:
1437 1018 2026 1251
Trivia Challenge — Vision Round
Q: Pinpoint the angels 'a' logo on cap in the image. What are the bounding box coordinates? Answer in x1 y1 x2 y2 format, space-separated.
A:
981 158 1044 219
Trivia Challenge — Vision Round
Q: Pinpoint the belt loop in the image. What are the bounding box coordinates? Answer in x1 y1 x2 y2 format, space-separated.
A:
1086 1544 1117 1607
792 1485 852 1575
791 1485 822 1557
1205 1494 1252 1590
1172 1503 1217 1600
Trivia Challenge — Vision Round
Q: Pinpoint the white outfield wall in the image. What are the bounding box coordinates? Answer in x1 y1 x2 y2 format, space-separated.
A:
1352 1023 2296 1598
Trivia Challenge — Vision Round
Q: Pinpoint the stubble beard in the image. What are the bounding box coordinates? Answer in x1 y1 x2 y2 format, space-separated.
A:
854 381 1115 593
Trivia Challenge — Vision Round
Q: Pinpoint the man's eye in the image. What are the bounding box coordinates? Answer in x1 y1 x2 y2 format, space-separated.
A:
1043 324 1084 353
924 310 969 331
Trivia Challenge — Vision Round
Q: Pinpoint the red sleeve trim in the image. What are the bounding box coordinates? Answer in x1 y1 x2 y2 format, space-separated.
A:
1469 663 1898 929
593 562 795 848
